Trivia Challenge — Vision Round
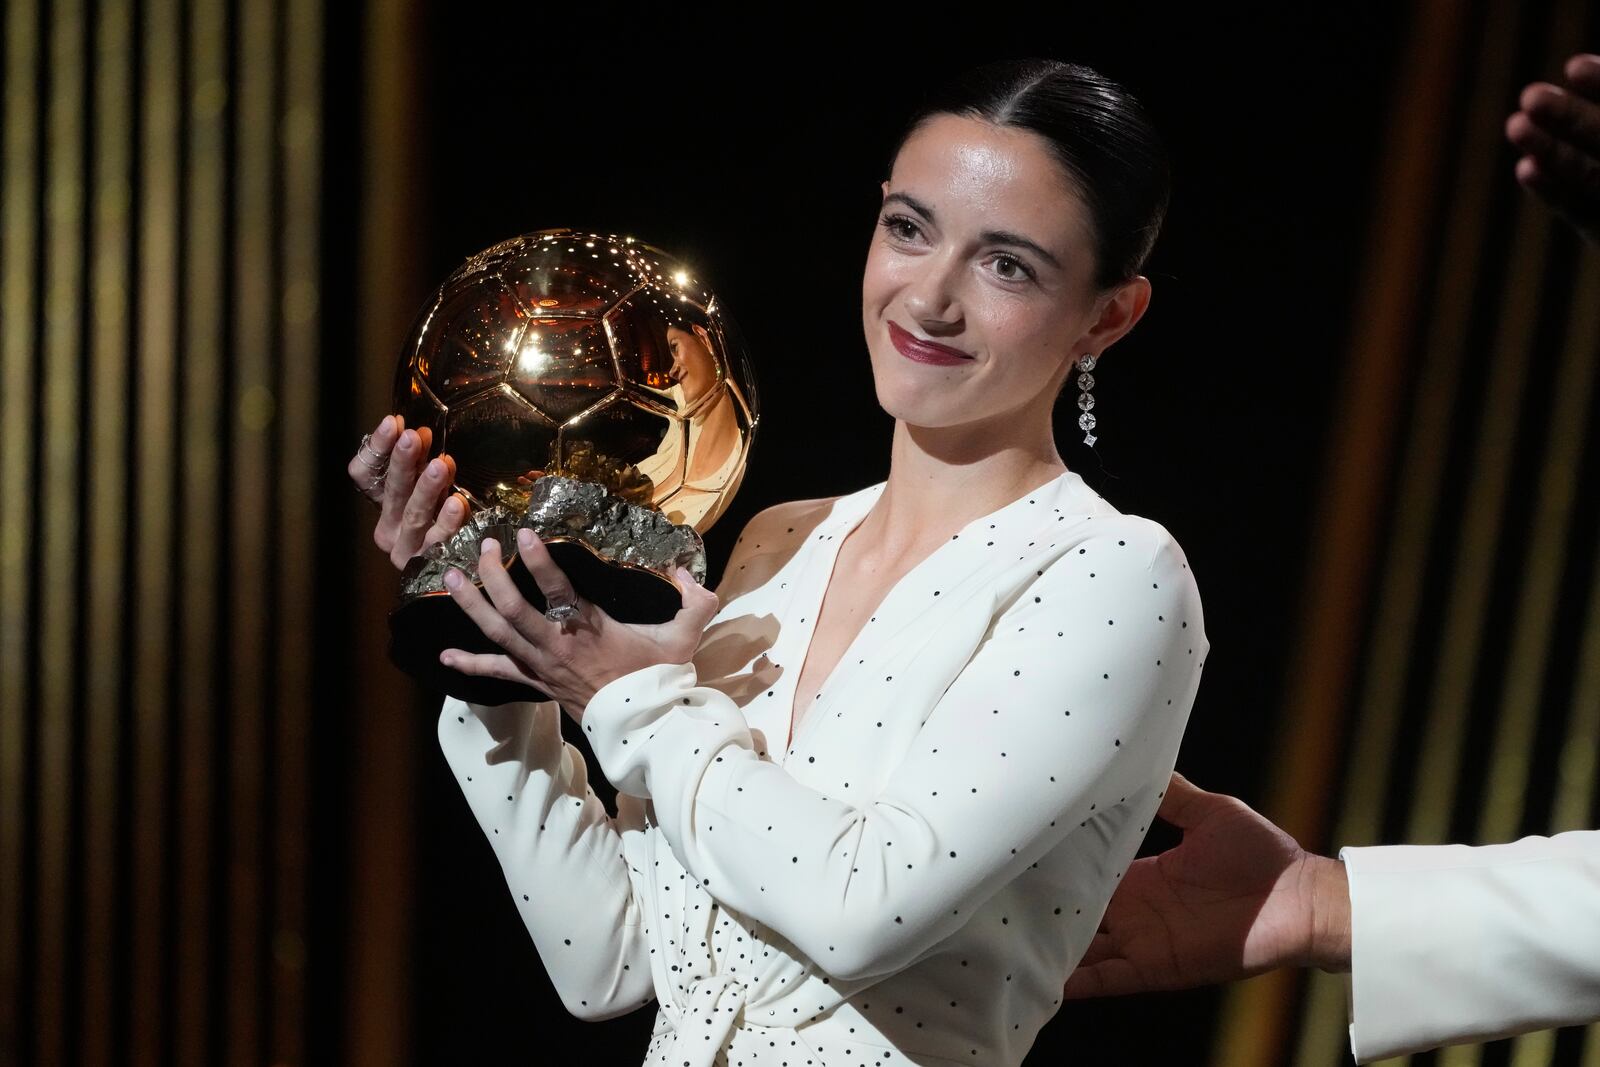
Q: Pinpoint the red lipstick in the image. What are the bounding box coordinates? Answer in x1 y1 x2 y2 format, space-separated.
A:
888 320 974 366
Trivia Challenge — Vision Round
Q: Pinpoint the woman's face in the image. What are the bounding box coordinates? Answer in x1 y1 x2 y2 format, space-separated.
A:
667 324 718 405
862 113 1122 432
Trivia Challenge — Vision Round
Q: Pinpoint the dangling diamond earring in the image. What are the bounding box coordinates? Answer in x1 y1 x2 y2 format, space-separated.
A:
1075 354 1098 446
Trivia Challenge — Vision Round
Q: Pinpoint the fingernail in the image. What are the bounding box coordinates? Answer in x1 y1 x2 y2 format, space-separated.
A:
517 528 534 549
377 415 393 437
444 569 463 590
426 458 445 478
398 433 413 451
481 538 498 557
445 497 463 515
439 651 455 666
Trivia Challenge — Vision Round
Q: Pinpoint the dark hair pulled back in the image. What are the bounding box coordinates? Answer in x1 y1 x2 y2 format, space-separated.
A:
889 59 1170 289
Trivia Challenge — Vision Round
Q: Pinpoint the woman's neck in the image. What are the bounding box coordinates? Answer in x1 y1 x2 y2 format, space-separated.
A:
854 417 1068 563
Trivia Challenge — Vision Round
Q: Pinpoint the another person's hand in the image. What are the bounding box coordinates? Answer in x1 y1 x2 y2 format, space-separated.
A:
1062 773 1351 999
1506 53 1600 247
347 414 471 570
439 532 720 720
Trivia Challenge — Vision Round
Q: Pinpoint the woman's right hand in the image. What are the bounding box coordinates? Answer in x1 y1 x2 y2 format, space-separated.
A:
348 414 472 571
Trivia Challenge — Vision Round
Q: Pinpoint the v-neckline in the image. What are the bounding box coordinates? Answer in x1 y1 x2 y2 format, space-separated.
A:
782 496 876 755
779 468 1079 761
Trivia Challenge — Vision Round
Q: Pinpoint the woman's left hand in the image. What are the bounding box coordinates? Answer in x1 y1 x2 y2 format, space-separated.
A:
440 528 721 721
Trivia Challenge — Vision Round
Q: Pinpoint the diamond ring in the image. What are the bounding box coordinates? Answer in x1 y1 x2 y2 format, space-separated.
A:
543 596 581 625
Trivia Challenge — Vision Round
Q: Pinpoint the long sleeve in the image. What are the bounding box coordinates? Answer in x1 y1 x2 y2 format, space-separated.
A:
578 520 1205 983
1341 831 1600 1062
437 695 657 1020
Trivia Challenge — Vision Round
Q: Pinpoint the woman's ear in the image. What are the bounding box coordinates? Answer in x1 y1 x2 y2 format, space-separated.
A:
1079 276 1153 357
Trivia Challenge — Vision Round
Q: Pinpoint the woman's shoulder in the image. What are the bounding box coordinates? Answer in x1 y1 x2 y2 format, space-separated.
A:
746 493 846 529
1050 470 1181 548
1044 494 1201 594
730 487 870 549
710 494 850 599
1031 505 1206 643
1085 510 1187 557
732 496 839 555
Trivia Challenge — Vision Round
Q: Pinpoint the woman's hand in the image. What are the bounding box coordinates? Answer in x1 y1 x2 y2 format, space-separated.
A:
347 414 472 570
440 530 721 721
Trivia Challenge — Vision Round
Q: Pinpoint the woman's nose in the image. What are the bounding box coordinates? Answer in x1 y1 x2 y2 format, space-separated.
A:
901 255 962 327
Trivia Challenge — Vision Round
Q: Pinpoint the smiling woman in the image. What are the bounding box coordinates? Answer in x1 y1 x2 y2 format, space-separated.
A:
351 58 1206 1067
862 110 1152 444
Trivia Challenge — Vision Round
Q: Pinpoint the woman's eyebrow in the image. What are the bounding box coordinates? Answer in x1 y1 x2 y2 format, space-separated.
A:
981 229 1061 270
884 191 935 219
882 191 1061 270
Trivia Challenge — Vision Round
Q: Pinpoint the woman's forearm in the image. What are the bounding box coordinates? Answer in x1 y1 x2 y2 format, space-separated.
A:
437 696 656 1020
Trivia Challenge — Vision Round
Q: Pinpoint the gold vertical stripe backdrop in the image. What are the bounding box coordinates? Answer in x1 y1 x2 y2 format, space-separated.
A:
0 1 40 1062
228 0 275 1057
274 0 322 1059
1291 0 1530 1059
38 6 87 1067
84 1 134 1064
131 1 181 1062
0 1 324 1064
176 4 226 1061
1209 0 1465 1058
1214 0 1600 1064
1402 0 1574 856
349 0 426 1062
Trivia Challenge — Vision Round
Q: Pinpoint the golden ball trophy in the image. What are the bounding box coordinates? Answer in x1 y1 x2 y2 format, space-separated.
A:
387 229 758 705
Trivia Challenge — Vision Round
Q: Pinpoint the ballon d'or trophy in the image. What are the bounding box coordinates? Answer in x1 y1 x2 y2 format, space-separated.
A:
387 229 759 705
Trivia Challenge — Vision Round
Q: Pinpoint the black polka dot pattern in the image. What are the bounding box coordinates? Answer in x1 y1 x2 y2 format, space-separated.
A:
433 470 1209 1066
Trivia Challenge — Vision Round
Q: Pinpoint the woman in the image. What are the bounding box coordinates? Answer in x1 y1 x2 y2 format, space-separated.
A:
633 322 747 528
351 59 1208 1067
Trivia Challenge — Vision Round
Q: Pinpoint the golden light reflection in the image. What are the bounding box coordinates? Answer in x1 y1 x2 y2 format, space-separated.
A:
517 339 547 375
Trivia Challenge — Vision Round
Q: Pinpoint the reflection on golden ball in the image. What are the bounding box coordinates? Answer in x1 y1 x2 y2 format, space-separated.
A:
393 228 758 532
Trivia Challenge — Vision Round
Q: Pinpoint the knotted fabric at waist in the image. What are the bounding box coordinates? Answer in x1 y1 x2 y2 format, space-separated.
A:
656 972 806 1067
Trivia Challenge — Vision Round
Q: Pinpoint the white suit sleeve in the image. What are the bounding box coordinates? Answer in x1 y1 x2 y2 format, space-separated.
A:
437 696 657 1020
1341 831 1600 1062
578 523 1205 982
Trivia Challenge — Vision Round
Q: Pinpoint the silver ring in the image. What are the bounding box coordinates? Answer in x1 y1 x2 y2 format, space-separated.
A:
543 595 581 625
360 469 387 495
356 432 391 471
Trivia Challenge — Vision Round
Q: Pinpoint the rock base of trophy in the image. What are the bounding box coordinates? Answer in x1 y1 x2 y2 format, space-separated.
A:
386 474 707 706
387 538 686 706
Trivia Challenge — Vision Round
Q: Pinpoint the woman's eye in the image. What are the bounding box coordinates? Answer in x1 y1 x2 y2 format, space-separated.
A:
879 214 921 242
990 254 1033 282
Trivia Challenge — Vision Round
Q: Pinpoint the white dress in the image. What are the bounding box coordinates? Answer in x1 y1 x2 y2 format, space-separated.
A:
437 469 1209 1066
